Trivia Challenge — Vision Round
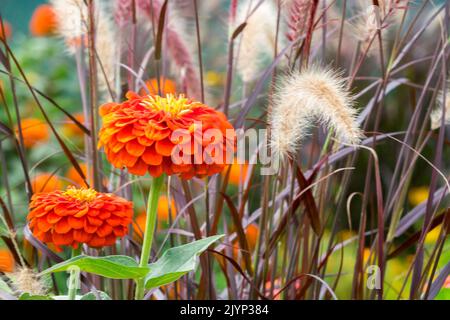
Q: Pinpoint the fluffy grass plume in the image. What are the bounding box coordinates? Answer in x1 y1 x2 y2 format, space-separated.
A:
270 65 363 158
235 0 278 83
51 0 116 97
8 268 47 296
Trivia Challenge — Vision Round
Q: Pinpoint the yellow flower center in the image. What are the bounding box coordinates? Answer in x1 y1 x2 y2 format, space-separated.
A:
141 94 197 116
64 187 97 202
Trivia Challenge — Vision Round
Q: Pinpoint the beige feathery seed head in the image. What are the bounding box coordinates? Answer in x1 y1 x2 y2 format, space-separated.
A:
270 66 363 158
50 0 87 53
235 0 278 83
51 0 117 99
350 1 407 56
8 267 47 296
430 87 450 130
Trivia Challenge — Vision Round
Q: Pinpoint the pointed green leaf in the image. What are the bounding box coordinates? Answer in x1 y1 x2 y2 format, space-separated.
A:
40 255 149 279
145 235 224 289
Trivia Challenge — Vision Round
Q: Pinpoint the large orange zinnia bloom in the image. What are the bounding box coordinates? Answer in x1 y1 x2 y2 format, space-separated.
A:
27 187 133 250
16 118 50 148
98 92 235 179
29 4 57 37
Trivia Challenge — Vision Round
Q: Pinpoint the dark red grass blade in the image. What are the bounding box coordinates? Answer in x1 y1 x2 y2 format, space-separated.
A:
0 40 88 186
221 192 254 276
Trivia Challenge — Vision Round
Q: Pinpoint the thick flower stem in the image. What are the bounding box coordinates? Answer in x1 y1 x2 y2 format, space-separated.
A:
68 247 81 300
135 175 165 300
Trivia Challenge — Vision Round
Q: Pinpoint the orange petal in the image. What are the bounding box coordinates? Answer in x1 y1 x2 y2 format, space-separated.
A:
96 223 113 237
155 138 175 157
128 159 148 176
55 218 71 234
52 231 73 246
142 146 163 165
126 139 146 157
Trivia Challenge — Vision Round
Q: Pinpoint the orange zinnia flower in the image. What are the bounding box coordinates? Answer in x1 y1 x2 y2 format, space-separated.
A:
16 118 50 148
139 78 177 96
29 4 57 37
98 92 235 179
0 249 14 273
134 195 177 237
0 21 12 41
32 173 63 193
27 187 133 250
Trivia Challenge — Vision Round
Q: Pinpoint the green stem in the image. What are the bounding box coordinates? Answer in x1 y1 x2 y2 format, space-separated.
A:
135 175 165 300
68 247 81 300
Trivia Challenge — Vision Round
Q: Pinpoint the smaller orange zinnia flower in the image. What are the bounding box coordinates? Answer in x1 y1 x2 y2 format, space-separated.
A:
16 118 50 148
27 187 133 250
133 195 177 238
32 173 63 193
0 248 15 273
29 4 57 37
139 78 177 96
0 21 12 41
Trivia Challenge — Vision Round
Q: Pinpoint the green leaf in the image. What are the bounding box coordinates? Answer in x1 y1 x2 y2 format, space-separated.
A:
145 235 223 289
80 291 112 300
40 255 149 280
19 293 54 300
435 288 450 300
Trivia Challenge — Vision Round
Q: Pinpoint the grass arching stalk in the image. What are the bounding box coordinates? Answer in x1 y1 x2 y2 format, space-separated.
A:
135 175 165 300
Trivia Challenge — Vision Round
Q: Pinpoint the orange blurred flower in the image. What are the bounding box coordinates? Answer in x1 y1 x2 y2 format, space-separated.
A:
0 21 12 41
15 118 50 148
245 223 259 251
139 78 177 96
0 249 14 273
224 159 249 185
62 113 85 139
232 223 260 258
29 4 57 37
66 164 89 188
27 187 133 250
134 195 177 238
32 173 63 193
98 92 235 179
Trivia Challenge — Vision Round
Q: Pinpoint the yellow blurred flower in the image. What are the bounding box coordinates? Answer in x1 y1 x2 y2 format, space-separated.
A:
408 186 429 206
425 224 442 244
337 230 357 241
205 71 224 87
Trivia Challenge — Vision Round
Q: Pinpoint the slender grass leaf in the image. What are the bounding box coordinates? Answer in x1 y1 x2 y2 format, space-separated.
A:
145 235 223 289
